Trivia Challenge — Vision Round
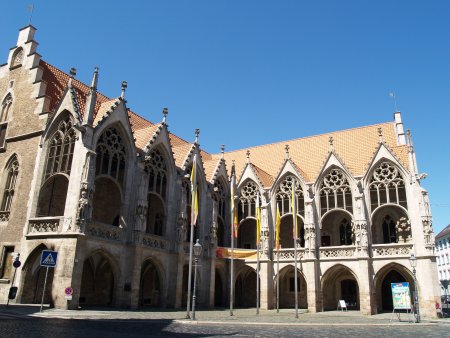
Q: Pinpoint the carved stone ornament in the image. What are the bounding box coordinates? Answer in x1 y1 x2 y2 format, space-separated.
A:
397 217 412 243
422 216 434 246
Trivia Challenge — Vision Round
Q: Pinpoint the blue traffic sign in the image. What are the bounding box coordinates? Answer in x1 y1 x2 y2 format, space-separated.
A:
40 250 58 268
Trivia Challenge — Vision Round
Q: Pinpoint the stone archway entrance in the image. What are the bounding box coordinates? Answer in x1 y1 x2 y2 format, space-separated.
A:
140 260 161 307
377 266 414 312
214 270 224 307
322 265 360 310
80 252 115 306
235 266 258 307
20 245 54 304
275 265 307 309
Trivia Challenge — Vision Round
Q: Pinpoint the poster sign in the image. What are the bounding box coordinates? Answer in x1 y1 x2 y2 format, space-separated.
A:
391 282 411 310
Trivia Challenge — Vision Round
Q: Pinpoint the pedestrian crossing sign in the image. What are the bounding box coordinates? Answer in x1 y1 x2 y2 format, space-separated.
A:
40 250 58 267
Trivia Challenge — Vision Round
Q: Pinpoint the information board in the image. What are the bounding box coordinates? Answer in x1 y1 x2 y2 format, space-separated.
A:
391 282 411 310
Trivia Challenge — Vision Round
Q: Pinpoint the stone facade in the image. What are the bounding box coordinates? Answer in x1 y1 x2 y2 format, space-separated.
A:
0 25 441 318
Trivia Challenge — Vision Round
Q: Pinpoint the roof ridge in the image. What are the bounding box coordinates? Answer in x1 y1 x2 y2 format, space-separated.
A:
216 121 395 156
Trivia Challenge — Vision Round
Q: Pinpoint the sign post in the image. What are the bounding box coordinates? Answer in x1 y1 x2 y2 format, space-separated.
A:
39 250 58 312
390 282 413 323
6 253 21 307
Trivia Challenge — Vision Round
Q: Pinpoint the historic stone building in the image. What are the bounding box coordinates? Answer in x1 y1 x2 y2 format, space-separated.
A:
0 26 440 317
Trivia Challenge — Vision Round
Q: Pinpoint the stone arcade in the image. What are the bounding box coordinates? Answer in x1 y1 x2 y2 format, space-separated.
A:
0 26 440 317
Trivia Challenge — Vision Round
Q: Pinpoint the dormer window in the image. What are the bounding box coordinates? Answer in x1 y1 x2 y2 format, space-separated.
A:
11 48 23 68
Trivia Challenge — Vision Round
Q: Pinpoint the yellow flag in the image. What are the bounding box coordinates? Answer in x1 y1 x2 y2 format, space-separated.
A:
275 204 281 250
292 179 297 239
256 194 261 245
190 154 198 226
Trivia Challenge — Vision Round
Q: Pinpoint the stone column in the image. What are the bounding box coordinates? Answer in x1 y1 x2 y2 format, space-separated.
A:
259 260 273 309
303 259 320 312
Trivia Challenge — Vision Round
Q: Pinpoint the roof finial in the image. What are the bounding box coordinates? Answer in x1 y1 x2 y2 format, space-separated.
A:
406 129 414 153
121 80 127 99
91 66 99 90
285 144 290 159
246 150 250 163
328 136 334 151
162 107 168 123
68 67 76 88
195 128 200 144
221 144 225 159
378 127 383 143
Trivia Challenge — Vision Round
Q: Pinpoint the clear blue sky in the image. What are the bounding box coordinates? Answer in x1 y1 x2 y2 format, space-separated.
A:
1 1 449 233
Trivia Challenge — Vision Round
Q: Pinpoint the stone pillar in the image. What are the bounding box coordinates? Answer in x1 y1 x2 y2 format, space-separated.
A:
357 258 374 315
304 259 320 312
259 260 273 309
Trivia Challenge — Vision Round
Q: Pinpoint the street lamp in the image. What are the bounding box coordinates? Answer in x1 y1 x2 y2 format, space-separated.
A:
409 253 420 323
192 239 202 321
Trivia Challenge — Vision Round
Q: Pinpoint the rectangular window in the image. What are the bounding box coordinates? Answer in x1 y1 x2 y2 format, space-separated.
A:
0 246 14 279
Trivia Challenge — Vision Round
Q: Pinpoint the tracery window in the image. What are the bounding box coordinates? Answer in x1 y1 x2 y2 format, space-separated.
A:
237 180 260 220
213 180 226 220
369 162 407 211
275 175 304 216
1 156 19 213
146 149 167 199
44 117 76 180
1 94 12 122
145 149 167 236
95 127 126 186
319 168 352 215
382 215 397 243
339 218 353 245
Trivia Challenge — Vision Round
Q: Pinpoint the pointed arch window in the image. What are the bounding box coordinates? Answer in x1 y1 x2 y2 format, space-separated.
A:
213 179 227 246
238 180 260 221
0 157 19 219
369 162 407 211
319 168 352 215
95 127 126 187
11 48 23 68
382 215 397 243
145 148 168 236
44 117 76 180
1 94 12 122
339 218 353 245
275 175 304 216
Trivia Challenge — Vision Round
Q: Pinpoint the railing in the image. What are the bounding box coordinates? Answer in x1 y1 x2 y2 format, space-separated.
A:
0 211 10 222
319 245 356 259
141 233 169 250
275 248 305 260
372 243 413 257
27 217 62 234
86 221 123 242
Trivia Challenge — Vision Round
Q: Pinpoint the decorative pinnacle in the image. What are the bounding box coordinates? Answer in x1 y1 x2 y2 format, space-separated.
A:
328 136 334 151
378 127 383 143
221 144 225 158
285 144 290 159
406 129 414 152
162 107 168 123
91 66 99 90
69 67 77 77
195 128 200 144
246 150 250 163
121 81 128 99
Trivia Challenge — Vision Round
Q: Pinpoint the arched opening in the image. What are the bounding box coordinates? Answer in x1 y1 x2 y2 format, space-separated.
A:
371 205 409 244
235 266 258 308
79 252 115 306
322 265 359 310
146 194 165 235
237 219 257 249
375 264 414 312
217 218 225 247
20 245 54 305
214 270 224 307
140 260 162 307
275 265 307 309
36 175 69 217
320 210 353 247
279 215 304 248
181 264 201 307
92 177 121 225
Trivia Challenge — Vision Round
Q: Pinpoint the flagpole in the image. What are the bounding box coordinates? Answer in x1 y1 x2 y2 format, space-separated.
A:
186 222 195 319
292 178 299 319
294 235 299 319
256 241 260 315
230 210 234 316
276 246 280 313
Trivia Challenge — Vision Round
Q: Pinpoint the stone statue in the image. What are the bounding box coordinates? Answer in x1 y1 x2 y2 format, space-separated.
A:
76 190 89 225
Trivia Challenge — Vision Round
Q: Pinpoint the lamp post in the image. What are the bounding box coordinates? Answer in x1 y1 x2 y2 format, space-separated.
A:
409 253 420 323
192 239 202 321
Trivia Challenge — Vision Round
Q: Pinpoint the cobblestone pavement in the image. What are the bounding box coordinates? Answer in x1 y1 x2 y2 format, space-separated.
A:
0 305 449 337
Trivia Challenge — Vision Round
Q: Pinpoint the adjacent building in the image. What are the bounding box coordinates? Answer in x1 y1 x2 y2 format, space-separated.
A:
436 224 450 296
0 25 441 317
